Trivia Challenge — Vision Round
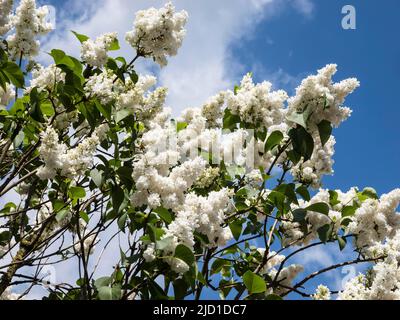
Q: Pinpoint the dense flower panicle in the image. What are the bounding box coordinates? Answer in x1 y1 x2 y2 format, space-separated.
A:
157 188 232 273
116 75 168 125
0 83 14 109
37 124 109 180
26 64 65 92
125 2 188 67
269 264 304 295
0 0 13 36
0 287 19 300
226 73 288 128
312 285 331 300
291 134 336 188
339 230 400 300
287 64 360 129
6 0 52 59
81 32 118 67
282 189 332 246
84 69 116 104
201 92 225 128
348 188 400 252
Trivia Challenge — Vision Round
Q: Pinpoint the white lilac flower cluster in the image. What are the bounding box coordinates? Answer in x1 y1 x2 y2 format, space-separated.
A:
0 83 14 109
339 229 400 300
81 32 118 68
280 188 350 246
26 64 65 93
37 124 109 180
125 2 188 67
287 64 360 129
194 167 220 189
6 0 52 59
0 287 19 300
84 69 116 104
269 264 304 295
312 285 331 300
226 73 288 129
116 75 167 125
0 0 13 36
143 188 233 273
201 93 226 128
347 188 400 254
280 187 400 253
291 135 336 188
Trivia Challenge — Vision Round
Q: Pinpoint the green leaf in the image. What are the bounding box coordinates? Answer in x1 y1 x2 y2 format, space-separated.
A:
359 187 378 200
153 207 173 224
79 211 90 224
111 186 124 213
108 38 120 51
94 101 111 121
98 285 121 300
94 277 111 289
71 30 89 43
296 185 310 201
211 259 230 275
90 169 103 188
117 213 127 231
229 219 243 241
317 224 332 243
174 244 195 266
305 202 330 215
115 109 130 123
288 126 314 162
173 279 188 300
156 236 174 251
317 120 332 146
2 62 24 88
68 186 86 200
176 122 188 132
329 190 341 206
265 131 284 152
286 111 309 129
242 270 266 294
342 205 357 217
293 208 307 222
338 236 347 251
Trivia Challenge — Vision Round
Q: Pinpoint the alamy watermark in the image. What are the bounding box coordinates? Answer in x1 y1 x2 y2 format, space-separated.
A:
342 5 356 30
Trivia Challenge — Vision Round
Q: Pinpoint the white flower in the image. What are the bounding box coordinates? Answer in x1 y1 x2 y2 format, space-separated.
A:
125 2 188 67
0 83 14 109
312 285 331 300
143 244 156 262
6 0 53 59
291 134 336 188
81 32 118 67
26 64 65 93
116 75 167 125
226 73 288 129
84 69 116 104
0 0 13 36
37 124 109 180
287 64 359 129
201 92 225 128
347 188 400 252
0 287 20 300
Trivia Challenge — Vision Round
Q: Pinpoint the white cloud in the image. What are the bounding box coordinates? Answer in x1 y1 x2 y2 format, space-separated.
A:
41 0 314 114
291 0 314 17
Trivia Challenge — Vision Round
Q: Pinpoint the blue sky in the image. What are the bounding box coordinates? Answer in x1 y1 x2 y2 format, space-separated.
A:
231 0 400 195
31 0 400 299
